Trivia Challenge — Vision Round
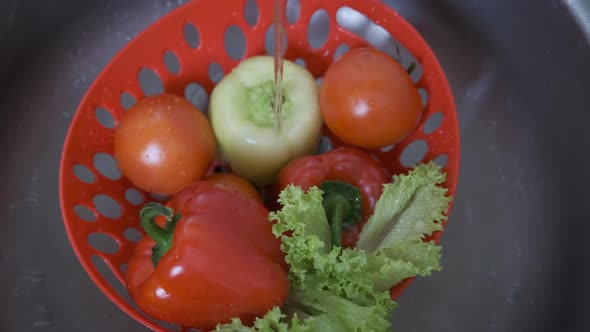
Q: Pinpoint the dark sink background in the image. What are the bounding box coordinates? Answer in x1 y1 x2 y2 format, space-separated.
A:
1 0 589 331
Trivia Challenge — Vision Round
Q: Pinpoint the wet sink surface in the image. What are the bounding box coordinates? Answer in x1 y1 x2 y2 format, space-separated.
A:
1 0 589 331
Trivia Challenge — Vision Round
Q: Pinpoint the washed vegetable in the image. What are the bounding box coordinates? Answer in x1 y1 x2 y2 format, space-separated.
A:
320 47 423 149
319 181 362 247
215 162 451 331
277 147 390 247
126 181 289 330
209 56 323 186
206 172 262 203
114 93 216 195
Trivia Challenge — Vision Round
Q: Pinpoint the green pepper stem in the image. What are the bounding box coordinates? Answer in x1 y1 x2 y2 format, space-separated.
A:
320 181 362 248
330 204 344 247
139 202 181 267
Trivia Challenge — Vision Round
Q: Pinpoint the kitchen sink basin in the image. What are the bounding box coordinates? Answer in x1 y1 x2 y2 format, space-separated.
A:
1 0 589 331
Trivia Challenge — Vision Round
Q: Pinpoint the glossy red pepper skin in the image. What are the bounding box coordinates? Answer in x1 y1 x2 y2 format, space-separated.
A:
125 181 289 331
277 147 390 247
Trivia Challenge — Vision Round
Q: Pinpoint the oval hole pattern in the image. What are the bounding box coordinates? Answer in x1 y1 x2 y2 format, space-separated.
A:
308 9 330 49
73 164 96 184
380 144 395 152
433 154 448 168
183 22 200 48
95 107 115 128
138 68 164 96
335 7 422 76
244 0 259 26
124 228 143 243
88 233 119 254
265 23 288 55
334 43 349 60
295 58 306 67
315 136 333 154
224 25 246 60
184 82 209 112
400 140 428 167
92 194 123 219
120 92 136 110
120 263 128 274
93 152 122 180
208 63 224 83
74 205 96 222
125 188 144 206
316 76 323 87
163 50 181 75
286 0 300 24
423 112 443 134
418 88 429 108
151 193 172 202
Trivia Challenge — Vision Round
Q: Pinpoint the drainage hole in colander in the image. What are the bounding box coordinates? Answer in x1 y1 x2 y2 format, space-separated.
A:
244 0 259 26
124 188 144 206
315 76 323 87
224 25 246 61
163 50 181 75
208 62 224 83
184 82 209 112
400 139 428 167
93 152 122 181
334 43 350 60
124 228 143 243
183 22 200 49
308 9 330 49
139 67 164 96
380 144 395 153
88 233 119 254
98 251 184 332
150 192 172 202
295 58 306 68
90 255 147 327
74 205 97 222
335 6 423 83
120 92 137 110
433 154 448 168
286 0 300 24
423 112 443 134
265 23 288 56
73 164 96 184
95 107 115 129
316 136 333 154
417 87 429 108
92 194 123 219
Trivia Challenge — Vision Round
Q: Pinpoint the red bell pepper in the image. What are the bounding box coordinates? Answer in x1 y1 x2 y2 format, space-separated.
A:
277 147 390 247
125 181 289 330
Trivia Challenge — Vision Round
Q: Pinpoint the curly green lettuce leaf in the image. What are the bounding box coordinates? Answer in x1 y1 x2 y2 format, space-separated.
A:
285 286 392 332
367 241 442 291
215 287 392 332
214 307 308 332
220 162 452 332
356 161 452 252
269 185 394 309
270 185 332 252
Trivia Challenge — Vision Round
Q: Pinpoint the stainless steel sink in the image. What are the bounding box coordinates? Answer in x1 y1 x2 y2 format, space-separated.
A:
1 0 589 331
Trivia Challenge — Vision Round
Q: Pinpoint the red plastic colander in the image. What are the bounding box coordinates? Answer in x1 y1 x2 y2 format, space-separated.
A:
59 0 459 331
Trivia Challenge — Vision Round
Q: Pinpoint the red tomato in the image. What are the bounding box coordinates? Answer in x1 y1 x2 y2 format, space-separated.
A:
114 93 216 195
320 47 423 149
206 173 262 203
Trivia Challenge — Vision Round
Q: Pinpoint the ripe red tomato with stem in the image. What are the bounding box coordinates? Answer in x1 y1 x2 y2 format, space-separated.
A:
114 93 216 195
320 47 423 149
